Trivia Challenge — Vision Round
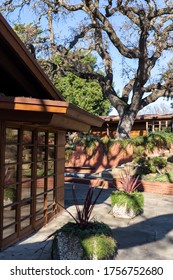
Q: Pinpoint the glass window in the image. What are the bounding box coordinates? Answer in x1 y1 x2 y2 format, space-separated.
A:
22 147 33 163
36 195 44 220
23 130 33 144
47 190 54 214
5 144 18 163
22 163 32 179
4 164 17 186
21 219 31 230
21 204 31 220
3 184 17 205
38 132 45 145
3 225 16 239
36 178 44 194
48 161 55 175
5 128 18 143
48 147 55 160
48 132 55 145
21 181 31 200
3 205 16 228
47 176 55 190
37 147 46 161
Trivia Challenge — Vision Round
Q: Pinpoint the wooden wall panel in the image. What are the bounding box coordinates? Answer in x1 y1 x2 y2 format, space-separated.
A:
55 131 66 209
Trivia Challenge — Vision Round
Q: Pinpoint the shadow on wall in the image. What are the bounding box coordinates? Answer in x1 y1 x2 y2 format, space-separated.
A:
65 142 133 173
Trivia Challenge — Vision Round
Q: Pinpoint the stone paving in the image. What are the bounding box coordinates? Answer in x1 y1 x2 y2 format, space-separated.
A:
0 183 173 260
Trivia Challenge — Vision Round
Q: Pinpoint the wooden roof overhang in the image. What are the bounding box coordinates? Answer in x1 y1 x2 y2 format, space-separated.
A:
0 96 104 131
0 13 63 101
99 113 173 124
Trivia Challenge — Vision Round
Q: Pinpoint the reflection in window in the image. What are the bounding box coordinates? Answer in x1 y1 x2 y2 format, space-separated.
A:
2 127 58 247
48 161 55 175
37 161 45 178
47 190 54 214
36 179 44 194
3 184 17 205
48 132 55 145
47 176 54 190
3 205 16 229
21 204 31 220
22 163 32 179
21 181 31 200
3 225 16 239
36 195 44 220
21 219 31 230
5 144 18 163
4 164 17 186
48 147 55 160
23 130 33 144
38 132 45 144
22 147 32 162
37 147 46 161
6 128 18 143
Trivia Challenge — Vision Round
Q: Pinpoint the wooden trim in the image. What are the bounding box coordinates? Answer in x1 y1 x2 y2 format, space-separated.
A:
32 130 37 228
0 121 5 248
0 97 104 131
16 128 23 236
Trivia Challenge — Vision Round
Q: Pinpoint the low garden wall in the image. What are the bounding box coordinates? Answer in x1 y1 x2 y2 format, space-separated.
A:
65 142 133 173
65 141 173 195
114 178 173 195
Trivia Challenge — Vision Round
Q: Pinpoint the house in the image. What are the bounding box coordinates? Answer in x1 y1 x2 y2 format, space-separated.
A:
0 14 103 250
91 114 173 138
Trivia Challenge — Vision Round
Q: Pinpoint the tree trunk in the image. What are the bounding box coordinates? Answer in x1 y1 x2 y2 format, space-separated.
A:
116 112 136 139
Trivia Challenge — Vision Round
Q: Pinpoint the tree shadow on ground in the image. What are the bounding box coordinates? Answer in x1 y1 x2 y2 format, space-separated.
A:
64 182 113 208
112 213 173 250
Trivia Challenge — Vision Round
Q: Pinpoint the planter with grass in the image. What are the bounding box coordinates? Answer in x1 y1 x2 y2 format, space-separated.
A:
52 185 117 260
110 168 144 219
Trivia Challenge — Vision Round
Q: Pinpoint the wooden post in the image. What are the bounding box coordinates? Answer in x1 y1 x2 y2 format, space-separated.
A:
0 121 5 249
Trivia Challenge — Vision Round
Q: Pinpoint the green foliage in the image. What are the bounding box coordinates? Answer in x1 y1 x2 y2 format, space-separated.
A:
101 138 116 157
13 23 112 116
142 172 173 183
65 134 101 162
110 190 144 216
4 186 16 201
54 71 112 116
136 156 167 174
13 23 42 44
75 134 100 156
57 221 117 260
65 145 76 163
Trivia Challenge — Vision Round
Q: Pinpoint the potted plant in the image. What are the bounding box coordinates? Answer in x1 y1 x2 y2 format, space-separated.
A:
52 185 117 260
110 168 144 219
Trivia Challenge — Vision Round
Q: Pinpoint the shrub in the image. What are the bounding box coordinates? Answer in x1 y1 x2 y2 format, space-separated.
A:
54 221 117 260
142 172 173 183
110 190 144 216
136 156 167 174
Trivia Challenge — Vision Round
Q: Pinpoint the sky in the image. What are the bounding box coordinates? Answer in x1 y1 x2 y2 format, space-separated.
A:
1 0 173 116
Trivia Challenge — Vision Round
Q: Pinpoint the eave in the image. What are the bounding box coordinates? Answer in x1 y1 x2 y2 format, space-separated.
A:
0 96 104 132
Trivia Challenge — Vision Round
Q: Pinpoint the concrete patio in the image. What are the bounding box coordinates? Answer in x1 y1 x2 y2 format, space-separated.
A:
0 183 173 260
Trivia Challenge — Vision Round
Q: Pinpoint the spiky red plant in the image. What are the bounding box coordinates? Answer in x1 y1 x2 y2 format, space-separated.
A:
58 185 103 229
119 167 141 193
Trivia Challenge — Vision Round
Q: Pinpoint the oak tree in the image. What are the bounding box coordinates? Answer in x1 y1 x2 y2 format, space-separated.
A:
1 0 173 138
